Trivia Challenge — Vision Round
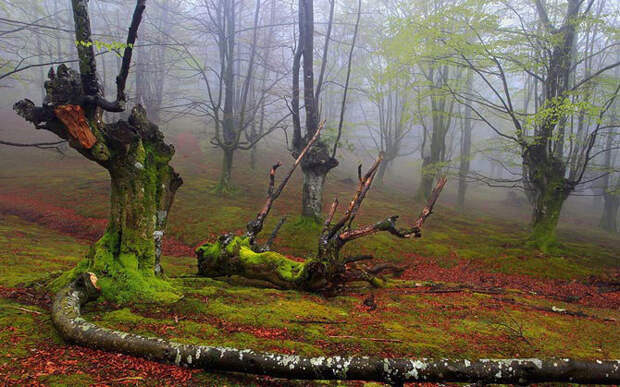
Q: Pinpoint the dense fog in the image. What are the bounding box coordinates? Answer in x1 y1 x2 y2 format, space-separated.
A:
1 0 618 233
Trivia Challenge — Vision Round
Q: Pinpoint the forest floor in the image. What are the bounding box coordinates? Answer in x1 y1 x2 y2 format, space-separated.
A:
0 138 618 386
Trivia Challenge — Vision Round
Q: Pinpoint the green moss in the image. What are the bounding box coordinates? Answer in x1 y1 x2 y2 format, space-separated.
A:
40 374 95 386
52 231 180 304
197 236 309 285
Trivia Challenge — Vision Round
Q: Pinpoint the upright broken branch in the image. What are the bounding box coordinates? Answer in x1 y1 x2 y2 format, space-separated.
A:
246 122 324 243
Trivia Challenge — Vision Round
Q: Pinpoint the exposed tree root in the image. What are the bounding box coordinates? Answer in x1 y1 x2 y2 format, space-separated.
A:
52 273 620 385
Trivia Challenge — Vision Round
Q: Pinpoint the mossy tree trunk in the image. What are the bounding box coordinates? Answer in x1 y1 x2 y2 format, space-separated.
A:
14 0 183 302
86 109 182 302
523 145 572 251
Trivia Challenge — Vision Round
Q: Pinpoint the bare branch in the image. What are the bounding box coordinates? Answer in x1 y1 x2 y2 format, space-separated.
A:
246 122 325 241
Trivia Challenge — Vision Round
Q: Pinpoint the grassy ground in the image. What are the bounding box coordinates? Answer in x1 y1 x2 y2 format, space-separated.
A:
0 143 618 386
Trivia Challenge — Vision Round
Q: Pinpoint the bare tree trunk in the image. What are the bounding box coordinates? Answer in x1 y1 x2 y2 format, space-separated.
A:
297 0 338 219
457 70 473 209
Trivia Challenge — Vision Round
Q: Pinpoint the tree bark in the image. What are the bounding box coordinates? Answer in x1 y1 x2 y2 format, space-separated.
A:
296 0 338 220
217 147 235 193
302 168 326 219
524 144 570 251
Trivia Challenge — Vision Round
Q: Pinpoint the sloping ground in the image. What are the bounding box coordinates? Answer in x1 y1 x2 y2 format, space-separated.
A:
0 214 618 385
0 145 619 385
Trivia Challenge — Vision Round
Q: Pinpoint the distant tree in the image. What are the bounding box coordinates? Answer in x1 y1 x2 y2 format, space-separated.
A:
404 0 619 250
457 69 474 209
384 0 461 200
365 76 416 185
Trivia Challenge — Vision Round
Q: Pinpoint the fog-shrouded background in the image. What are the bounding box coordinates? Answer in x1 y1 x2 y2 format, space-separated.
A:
1 0 618 234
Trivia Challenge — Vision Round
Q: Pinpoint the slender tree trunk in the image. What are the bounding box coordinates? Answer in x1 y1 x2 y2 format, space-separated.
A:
457 70 473 209
600 192 619 232
297 0 338 220
376 161 388 186
218 147 235 193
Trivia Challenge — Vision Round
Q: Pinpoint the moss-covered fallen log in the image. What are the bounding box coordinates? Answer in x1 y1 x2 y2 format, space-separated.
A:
197 150 447 293
52 273 620 385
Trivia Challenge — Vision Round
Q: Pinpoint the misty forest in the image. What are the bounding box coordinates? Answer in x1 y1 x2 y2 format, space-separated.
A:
0 0 618 385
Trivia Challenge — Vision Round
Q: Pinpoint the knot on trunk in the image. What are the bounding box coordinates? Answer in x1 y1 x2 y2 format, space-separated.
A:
300 140 338 174
44 64 83 106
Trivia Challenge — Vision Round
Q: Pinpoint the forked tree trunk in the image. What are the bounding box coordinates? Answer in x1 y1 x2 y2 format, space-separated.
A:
15 0 183 302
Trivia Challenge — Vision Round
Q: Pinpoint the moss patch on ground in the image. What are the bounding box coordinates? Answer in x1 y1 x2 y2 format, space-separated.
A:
1 147 619 385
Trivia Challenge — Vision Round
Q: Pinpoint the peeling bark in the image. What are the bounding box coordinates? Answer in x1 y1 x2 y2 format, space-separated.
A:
53 105 97 148
52 273 620 385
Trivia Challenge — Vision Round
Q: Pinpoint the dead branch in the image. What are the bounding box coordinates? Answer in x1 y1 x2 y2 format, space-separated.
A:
55 274 620 384
339 176 447 242
246 121 324 242
261 216 287 252
327 153 384 238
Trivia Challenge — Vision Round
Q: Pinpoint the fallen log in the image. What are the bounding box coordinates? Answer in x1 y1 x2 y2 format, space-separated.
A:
52 273 620 385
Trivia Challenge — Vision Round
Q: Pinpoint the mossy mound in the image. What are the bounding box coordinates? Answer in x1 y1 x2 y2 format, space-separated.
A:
51 232 180 304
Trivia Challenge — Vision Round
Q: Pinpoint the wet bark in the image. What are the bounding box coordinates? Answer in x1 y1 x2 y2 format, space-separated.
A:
217 147 235 193
519 0 585 249
52 273 620 385
523 144 571 251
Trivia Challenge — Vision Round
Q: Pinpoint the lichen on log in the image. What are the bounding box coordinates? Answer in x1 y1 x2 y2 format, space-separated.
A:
51 273 620 385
